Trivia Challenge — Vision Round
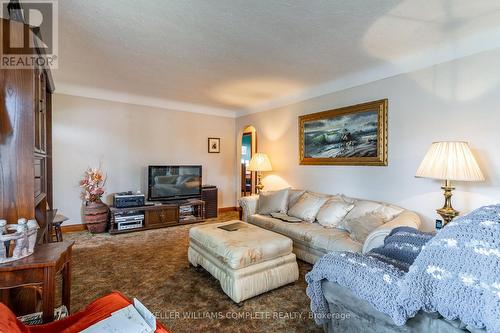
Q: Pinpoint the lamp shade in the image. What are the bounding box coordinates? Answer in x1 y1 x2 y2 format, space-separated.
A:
247 153 272 172
416 141 484 182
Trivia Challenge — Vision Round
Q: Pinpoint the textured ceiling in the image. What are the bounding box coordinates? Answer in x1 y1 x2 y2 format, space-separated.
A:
53 0 500 117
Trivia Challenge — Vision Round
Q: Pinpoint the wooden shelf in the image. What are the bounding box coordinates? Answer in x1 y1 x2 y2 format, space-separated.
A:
109 222 176 235
34 192 47 206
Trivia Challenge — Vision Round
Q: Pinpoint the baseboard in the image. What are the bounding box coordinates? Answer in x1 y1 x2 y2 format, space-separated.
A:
62 207 238 233
61 224 87 233
218 206 237 212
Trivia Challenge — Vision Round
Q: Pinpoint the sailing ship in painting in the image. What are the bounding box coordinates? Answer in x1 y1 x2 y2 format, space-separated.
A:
303 110 378 158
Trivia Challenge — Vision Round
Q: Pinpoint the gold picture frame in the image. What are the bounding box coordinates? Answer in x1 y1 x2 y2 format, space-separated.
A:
299 99 388 166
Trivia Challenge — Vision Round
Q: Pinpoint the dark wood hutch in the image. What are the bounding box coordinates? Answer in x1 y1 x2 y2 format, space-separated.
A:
0 16 57 316
0 18 55 243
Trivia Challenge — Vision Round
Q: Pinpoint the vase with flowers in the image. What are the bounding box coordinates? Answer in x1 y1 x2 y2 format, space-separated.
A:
80 167 108 233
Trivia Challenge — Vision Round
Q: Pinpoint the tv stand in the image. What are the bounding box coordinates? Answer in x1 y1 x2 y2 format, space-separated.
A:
109 199 205 235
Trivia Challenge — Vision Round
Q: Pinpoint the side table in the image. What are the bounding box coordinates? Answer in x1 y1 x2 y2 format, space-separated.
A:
51 214 69 242
0 241 74 323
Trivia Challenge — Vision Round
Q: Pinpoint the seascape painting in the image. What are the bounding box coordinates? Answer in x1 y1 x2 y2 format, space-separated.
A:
299 99 388 166
304 111 378 158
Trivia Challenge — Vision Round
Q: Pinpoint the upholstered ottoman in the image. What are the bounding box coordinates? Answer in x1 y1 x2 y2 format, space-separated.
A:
188 220 299 303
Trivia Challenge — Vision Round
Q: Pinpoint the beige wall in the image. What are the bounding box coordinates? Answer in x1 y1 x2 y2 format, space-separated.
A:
236 48 500 231
54 48 500 230
53 94 236 225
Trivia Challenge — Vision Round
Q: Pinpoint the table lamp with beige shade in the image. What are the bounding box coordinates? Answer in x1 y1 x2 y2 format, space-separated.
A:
247 153 272 193
416 141 484 226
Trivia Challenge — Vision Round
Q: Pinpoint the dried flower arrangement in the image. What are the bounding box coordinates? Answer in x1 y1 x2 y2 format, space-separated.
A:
79 167 106 203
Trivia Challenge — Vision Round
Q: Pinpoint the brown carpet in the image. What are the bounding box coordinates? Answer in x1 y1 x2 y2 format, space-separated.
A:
65 212 322 333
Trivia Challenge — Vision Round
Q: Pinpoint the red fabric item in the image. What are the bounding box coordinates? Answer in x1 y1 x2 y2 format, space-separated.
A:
0 291 169 333
0 303 29 333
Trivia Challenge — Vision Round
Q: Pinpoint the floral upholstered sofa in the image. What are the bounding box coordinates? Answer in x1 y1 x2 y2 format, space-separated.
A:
239 189 421 264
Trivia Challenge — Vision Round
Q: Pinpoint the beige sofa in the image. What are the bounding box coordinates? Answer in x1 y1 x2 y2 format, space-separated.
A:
239 191 421 264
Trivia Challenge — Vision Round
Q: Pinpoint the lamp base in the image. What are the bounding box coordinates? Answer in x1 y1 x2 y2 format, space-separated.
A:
436 180 459 226
255 172 264 193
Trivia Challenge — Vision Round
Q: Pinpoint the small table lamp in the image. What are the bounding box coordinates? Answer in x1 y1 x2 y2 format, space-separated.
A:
247 153 272 193
416 141 484 226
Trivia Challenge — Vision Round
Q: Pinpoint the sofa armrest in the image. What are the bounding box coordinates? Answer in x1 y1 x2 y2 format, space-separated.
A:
238 195 259 222
362 210 421 254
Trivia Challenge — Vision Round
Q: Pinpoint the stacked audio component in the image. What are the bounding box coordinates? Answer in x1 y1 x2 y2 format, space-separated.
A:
113 191 145 208
114 210 144 231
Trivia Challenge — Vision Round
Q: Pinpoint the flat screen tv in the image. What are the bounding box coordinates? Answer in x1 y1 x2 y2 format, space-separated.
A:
148 165 202 201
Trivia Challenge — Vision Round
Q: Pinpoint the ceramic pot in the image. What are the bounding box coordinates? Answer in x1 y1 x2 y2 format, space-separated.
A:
83 200 108 233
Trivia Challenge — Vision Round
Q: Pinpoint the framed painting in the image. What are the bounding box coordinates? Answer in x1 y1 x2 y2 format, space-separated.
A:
299 99 388 166
208 137 220 153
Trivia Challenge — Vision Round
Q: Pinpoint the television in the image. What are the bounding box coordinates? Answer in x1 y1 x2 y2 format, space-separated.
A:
148 165 202 201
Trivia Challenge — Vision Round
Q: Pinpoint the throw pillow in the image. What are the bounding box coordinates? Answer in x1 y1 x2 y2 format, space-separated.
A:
344 200 403 222
256 188 289 215
343 213 385 243
287 192 329 223
316 197 355 228
376 203 404 221
287 189 306 210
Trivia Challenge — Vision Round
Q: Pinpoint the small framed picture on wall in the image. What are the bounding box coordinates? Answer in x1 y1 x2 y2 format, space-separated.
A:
208 138 220 153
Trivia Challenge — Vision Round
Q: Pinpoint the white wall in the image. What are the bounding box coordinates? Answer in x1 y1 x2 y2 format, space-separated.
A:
53 94 236 225
236 48 500 231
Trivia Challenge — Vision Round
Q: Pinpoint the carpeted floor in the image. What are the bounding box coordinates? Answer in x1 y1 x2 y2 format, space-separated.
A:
64 212 322 333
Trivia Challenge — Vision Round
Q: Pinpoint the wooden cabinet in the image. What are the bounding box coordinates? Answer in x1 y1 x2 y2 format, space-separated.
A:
0 17 55 317
0 241 73 323
145 206 178 227
0 18 55 244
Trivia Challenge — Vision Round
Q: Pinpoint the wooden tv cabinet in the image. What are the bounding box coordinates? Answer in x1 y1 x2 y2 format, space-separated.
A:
108 199 205 235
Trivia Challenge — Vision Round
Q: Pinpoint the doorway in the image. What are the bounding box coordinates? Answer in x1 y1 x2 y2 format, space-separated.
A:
241 126 257 196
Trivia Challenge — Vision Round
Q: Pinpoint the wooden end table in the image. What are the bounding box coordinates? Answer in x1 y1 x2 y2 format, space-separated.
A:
0 241 74 323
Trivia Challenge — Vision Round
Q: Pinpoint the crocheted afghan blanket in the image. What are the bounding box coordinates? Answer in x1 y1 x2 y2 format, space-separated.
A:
306 205 500 332
306 226 433 325
399 205 500 332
